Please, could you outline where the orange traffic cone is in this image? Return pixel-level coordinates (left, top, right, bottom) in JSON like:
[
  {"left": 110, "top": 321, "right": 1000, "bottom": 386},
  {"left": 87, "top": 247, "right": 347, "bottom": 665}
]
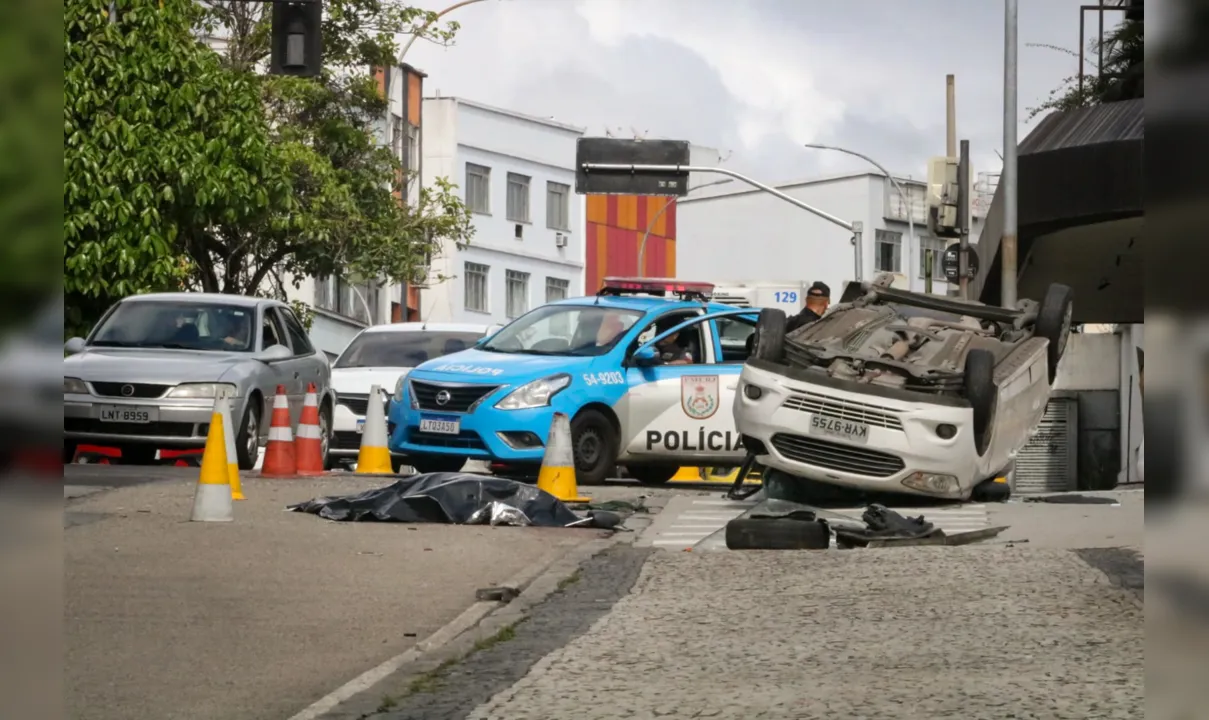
[
  {"left": 260, "top": 385, "right": 297, "bottom": 478},
  {"left": 295, "top": 383, "right": 325, "bottom": 476}
]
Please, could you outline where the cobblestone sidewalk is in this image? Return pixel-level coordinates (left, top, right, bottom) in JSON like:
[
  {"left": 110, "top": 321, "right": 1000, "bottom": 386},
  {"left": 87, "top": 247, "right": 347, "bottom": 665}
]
[{"left": 466, "top": 546, "right": 1143, "bottom": 720}]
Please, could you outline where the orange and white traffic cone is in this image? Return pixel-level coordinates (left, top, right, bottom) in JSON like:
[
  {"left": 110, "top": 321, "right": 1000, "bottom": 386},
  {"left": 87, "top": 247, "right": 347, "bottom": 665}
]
[
  {"left": 260, "top": 385, "right": 297, "bottom": 478},
  {"left": 295, "top": 383, "right": 326, "bottom": 476}
]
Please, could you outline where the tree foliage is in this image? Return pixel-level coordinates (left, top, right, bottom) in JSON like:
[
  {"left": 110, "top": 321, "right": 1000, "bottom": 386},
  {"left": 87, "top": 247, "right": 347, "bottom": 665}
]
[
  {"left": 63, "top": 0, "right": 474, "bottom": 337},
  {"left": 1026, "top": 14, "right": 1144, "bottom": 122}
]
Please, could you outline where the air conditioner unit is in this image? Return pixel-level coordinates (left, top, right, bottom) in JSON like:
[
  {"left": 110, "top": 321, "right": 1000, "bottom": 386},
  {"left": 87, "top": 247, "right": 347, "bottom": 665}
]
[{"left": 555, "top": 232, "right": 569, "bottom": 248}]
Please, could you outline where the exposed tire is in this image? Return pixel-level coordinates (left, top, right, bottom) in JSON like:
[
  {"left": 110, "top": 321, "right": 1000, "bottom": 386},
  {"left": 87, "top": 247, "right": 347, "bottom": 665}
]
[
  {"left": 410, "top": 454, "right": 467, "bottom": 474},
  {"left": 318, "top": 403, "right": 333, "bottom": 471},
  {"left": 1035, "top": 283, "right": 1074, "bottom": 382},
  {"left": 624, "top": 464, "right": 679, "bottom": 486},
  {"left": 116, "top": 444, "right": 157, "bottom": 465},
  {"left": 235, "top": 397, "right": 261, "bottom": 471},
  {"left": 571, "top": 409, "right": 619, "bottom": 486},
  {"left": 964, "top": 349, "right": 997, "bottom": 454},
  {"left": 752, "top": 308, "right": 787, "bottom": 363},
  {"left": 971, "top": 475, "right": 1012, "bottom": 503},
  {"left": 725, "top": 516, "right": 830, "bottom": 550}
]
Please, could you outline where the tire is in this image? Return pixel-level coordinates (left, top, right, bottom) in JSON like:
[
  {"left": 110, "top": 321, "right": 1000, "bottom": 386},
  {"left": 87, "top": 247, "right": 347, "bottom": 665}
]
[
  {"left": 752, "top": 308, "right": 787, "bottom": 363},
  {"left": 570, "top": 409, "right": 619, "bottom": 486},
  {"left": 625, "top": 464, "right": 679, "bottom": 486},
  {"left": 1035, "top": 283, "right": 1074, "bottom": 382},
  {"left": 971, "top": 475, "right": 1012, "bottom": 503},
  {"left": 116, "top": 444, "right": 157, "bottom": 465},
  {"left": 318, "top": 403, "right": 333, "bottom": 471},
  {"left": 725, "top": 516, "right": 830, "bottom": 550},
  {"left": 63, "top": 440, "right": 80, "bottom": 464},
  {"left": 235, "top": 397, "right": 261, "bottom": 471},
  {"left": 410, "top": 454, "right": 467, "bottom": 474},
  {"left": 964, "top": 348, "right": 996, "bottom": 453}
]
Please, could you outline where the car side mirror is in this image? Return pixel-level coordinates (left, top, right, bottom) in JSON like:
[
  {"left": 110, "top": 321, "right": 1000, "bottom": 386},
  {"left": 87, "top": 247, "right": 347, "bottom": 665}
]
[
  {"left": 631, "top": 346, "right": 659, "bottom": 367},
  {"left": 64, "top": 337, "right": 86, "bottom": 354},
  {"left": 258, "top": 344, "right": 292, "bottom": 362}
]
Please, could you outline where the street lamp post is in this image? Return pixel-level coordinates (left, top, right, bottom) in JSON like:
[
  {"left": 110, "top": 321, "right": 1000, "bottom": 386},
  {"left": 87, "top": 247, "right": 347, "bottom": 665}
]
[
  {"left": 636, "top": 178, "right": 733, "bottom": 276},
  {"left": 803, "top": 143, "right": 918, "bottom": 292}
]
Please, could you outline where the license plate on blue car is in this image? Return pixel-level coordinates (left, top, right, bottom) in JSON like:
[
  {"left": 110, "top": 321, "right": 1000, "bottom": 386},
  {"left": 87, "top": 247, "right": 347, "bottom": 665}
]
[{"left": 419, "top": 414, "right": 461, "bottom": 435}]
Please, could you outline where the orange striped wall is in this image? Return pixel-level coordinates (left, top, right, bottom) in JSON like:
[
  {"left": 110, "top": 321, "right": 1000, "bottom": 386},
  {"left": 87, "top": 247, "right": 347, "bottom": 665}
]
[{"left": 584, "top": 195, "right": 678, "bottom": 292}]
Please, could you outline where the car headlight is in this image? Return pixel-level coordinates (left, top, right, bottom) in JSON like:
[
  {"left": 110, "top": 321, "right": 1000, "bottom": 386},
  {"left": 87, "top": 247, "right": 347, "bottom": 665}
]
[
  {"left": 165, "top": 382, "right": 238, "bottom": 399},
  {"left": 494, "top": 374, "right": 571, "bottom": 411},
  {"left": 394, "top": 376, "right": 407, "bottom": 403},
  {"left": 64, "top": 377, "right": 89, "bottom": 394}
]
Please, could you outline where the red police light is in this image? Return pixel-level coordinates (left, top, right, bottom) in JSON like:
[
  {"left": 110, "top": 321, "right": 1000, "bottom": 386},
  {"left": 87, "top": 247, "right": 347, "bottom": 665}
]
[{"left": 601, "top": 277, "right": 715, "bottom": 296}]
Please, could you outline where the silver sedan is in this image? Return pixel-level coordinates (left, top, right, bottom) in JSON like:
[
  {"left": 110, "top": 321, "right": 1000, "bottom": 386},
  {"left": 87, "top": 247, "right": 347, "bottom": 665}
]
[{"left": 63, "top": 293, "right": 336, "bottom": 468}]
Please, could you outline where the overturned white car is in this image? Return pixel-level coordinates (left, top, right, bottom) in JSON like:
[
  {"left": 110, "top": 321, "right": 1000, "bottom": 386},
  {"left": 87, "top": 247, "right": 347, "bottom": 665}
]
[{"left": 734, "top": 275, "right": 1074, "bottom": 501}]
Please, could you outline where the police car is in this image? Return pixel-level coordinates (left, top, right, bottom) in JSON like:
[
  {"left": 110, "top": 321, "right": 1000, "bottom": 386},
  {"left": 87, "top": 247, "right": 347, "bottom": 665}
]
[{"left": 386, "top": 278, "right": 760, "bottom": 485}]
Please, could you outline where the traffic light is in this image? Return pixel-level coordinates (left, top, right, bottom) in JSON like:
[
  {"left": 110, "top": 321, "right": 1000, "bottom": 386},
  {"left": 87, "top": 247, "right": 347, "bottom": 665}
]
[{"left": 270, "top": 0, "right": 323, "bottom": 77}]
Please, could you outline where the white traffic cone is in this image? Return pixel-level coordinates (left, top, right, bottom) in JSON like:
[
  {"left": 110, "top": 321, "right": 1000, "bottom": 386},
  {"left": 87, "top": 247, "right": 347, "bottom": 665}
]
[
  {"left": 356, "top": 384, "right": 394, "bottom": 474},
  {"left": 216, "top": 389, "right": 245, "bottom": 500},
  {"left": 191, "top": 403, "right": 234, "bottom": 522}
]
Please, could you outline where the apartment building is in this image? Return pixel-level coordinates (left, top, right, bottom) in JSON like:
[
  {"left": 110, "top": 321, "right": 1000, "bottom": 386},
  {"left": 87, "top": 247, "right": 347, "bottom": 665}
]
[{"left": 417, "top": 96, "right": 585, "bottom": 324}]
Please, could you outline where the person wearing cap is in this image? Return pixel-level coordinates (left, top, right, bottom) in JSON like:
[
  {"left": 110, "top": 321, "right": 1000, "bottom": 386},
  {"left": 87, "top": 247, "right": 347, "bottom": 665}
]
[{"left": 786, "top": 281, "right": 831, "bottom": 333}]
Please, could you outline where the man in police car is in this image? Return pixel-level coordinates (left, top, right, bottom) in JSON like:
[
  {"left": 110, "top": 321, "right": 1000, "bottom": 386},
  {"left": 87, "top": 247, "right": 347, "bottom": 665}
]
[
  {"left": 786, "top": 281, "right": 831, "bottom": 333},
  {"left": 653, "top": 328, "right": 693, "bottom": 365}
]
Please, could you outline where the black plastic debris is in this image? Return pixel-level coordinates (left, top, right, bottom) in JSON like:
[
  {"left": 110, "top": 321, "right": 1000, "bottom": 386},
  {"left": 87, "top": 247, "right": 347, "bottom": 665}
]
[
  {"left": 289, "top": 473, "right": 590, "bottom": 527},
  {"left": 831, "top": 504, "right": 940, "bottom": 548},
  {"left": 1024, "top": 494, "right": 1120, "bottom": 505}
]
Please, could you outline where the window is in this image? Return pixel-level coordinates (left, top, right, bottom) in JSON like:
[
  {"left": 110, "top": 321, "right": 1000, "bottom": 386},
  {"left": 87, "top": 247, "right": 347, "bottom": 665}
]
[
  {"left": 390, "top": 113, "right": 404, "bottom": 159},
  {"left": 546, "top": 181, "right": 570, "bottom": 230},
  {"left": 505, "top": 270, "right": 530, "bottom": 319},
  {"left": 88, "top": 301, "right": 255, "bottom": 353},
  {"left": 334, "top": 330, "right": 485, "bottom": 368},
  {"left": 545, "top": 277, "right": 570, "bottom": 302},
  {"left": 506, "top": 173, "right": 530, "bottom": 223},
  {"left": 465, "top": 163, "right": 491, "bottom": 214},
  {"left": 278, "top": 308, "right": 316, "bottom": 356},
  {"left": 875, "top": 229, "right": 902, "bottom": 273},
  {"left": 629, "top": 311, "right": 706, "bottom": 364},
  {"left": 482, "top": 304, "right": 643, "bottom": 357},
  {"left": 261, "top": 310, "right": 286, "bottom": 351},
  {"left": 918, "top": 236, "right": 946, "bottom": 281},
  {"left": 464, "top": 262, "right": 489, "bottom": 312},
  {"left": 405, "top": 128, "right": 419, "bottom": 197},
  {"left": 714, "top": 315, "right": 758, "bottom": 363},
  {"left": 315, "top": 276, "right": 378, "bottom": 325}
]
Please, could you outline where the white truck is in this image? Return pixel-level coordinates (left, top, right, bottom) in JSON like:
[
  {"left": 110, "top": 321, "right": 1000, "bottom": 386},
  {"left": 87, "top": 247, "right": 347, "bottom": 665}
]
[{"left": 709, "top": 281, "right": 814, "bottom": 314}]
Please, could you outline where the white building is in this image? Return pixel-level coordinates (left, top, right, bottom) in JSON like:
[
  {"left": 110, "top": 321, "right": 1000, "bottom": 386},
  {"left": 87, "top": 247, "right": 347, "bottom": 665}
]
[
  {"left": 418, "top": 96, "right": 586, "bottom": 324},
  {"left": 676, "top": 171, "right": 991, "bottom": 296}
]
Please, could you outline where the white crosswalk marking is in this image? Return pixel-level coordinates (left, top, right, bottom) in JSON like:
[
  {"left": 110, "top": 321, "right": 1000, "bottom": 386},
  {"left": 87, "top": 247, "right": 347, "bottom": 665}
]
[{"left": 639, "top": 494, "right": 991, "bottom": 552}]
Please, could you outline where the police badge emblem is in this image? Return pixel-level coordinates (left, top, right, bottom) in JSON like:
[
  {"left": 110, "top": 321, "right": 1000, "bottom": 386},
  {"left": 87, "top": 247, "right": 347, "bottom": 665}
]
[{"left": 681, "top": 375, "right": 720, "bottom": 420}]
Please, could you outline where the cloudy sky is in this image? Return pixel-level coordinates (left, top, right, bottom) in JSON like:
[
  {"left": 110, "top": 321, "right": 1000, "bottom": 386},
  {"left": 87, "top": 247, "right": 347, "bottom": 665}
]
[{"left": 404, "top": 0, "right": 1112, "bottom": 184}]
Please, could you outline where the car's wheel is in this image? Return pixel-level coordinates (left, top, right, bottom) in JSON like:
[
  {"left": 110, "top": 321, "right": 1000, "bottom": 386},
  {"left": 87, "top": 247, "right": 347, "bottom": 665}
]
[
  {"left": 116, "top": 444, "right": 158, "bottom": 465},
  {"left": 235, "top": 397, "right": 261, "bottom": 471},
  {"left": 971, "top": 475, "right": 1012, "bottom": 503},
  {"left": 964, "top": 348, "right": 997, "bottom": 453},
  {"left": 570, "top": 409, "right": 619, "bottom": 485},
  {"left": 1035, "top": 283, "right": 1074, "bottom": 382},
  {"left": 410, "top": 454, "right": 467, "bottom": 474},
  {"left": 725, "top": 517, "right": 831, "bottom": 550},
  {"left": 624, "top": 464, "right": 679, "bottom": 486},
  {"left": 751, "top": 308, "right": 787, "bottom": 363},
  {"left": 318, "top": 402, "right": 333, "bottom": 470},
  {"left": 63, "top": 441, "right": 80, "bottom": 464}
]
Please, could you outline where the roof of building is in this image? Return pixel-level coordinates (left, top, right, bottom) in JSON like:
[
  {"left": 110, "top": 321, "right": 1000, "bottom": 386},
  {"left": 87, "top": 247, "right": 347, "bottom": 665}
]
[
  {"left": 677, "top": 169, "right": 927, "bottom": 204},
  {"left": 423, "top": 95, "right": 586, "bottom": 134}
]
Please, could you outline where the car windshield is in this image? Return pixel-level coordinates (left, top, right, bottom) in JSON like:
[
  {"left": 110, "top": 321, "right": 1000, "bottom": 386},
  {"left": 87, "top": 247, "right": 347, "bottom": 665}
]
[
  {"left": 481, "top": 304, "right": 643, "bottom": 357},
  {"left": 89, "top": 301, "right": 256, "bottom": 352},
  {"left": 334, "top": 330, "right": 485, "bottom": 368}
]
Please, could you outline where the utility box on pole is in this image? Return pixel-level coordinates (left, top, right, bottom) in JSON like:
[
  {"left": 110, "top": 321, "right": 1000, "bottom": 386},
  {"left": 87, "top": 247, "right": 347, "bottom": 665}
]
[
  {"left": 271, "top": 0, "right": 323, "bottom": 77},
  {"left": 926, "top": 156, "right": 961, "bottom": 239}
]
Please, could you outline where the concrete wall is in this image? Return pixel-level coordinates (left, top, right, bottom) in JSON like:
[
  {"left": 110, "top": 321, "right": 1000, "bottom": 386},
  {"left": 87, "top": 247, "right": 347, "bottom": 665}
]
[{"left": 420, "top": 98, "right": 585, "bottom": 324}]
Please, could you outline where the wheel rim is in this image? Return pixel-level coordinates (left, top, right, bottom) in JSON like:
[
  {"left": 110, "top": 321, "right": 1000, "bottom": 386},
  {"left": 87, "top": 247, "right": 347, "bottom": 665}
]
[
  {"left": 319, "top": 409, "right": 330, "bottom": 460},
  {"left": 244, "top": 408, "right": 259, "bottom": 460},
  {"left": 575, "top": 427, "right": 602, "bottom": 469}
]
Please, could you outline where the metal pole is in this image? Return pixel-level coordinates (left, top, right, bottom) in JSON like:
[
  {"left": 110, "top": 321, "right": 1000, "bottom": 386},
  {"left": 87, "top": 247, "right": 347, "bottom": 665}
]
[
  {"left": 802, "top": 144, "right": 916, "bottom": 291},
  {"left": 957, "top": 140, "right": 971, "bottom": 300},
  {"left": 637, "top": 178, "right": 733, "bottom": 275},
  {"left": 1002, "top": 0, "right": 1019, "bottom": 309},
  {"left": 852, "top": 221, "right": 864, "bottom": 283},
  {"left": 945, "top": 75, "right": 957, "bottom": 158},
  {"left": 579, "top": 164, "right": 854, "bottom": 231},
  {"left": 397, "top": 0, "right": 489, "bottom": 62},
  {"left": 1078, "top": 7, "right": 1086, "bottom": 98},
  {"left": 925, "top": 248, "right": 934, "bottom": 294}
]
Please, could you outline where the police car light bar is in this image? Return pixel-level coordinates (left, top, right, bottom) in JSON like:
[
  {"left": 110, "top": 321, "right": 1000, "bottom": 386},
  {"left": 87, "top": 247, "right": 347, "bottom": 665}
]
[{"left": 599, "top": 277, "right": 716, "bottom": 297}]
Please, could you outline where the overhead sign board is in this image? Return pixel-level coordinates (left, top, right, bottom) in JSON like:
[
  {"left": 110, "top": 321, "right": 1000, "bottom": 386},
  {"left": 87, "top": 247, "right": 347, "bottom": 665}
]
[{"left": 575, "top": 138, "right": 691, "bottom": 197}]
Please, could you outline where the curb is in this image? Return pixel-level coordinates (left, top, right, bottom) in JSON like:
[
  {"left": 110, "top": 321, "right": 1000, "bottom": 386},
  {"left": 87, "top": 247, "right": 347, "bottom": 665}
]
[{"left": 287, "top": 511, "right": 656, "bottom": 720}]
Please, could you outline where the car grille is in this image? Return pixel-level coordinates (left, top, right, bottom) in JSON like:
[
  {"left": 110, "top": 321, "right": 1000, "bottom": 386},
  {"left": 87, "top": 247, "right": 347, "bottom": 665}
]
[
  {"left": 770, "top": 432, "right": 905, "bottom": 478},
  {"left": 337, "top": 392, "right": 389, "bottom": 417},
  {"left": 332, "top": 430, "right": 363, "bottom": 451},
  {"left": 410, "top": 380, "right": 499, "bottom": 413},
  {"left": 90, "top": 382, "right": 171, "bottom": 399},
  {"left": 64, "top": 418, "right": 203, "bottom": 438},
  {"left": 407, "top": 427, "right": 487, "bottom": 450},
  {"left": 781, "top": 392, "right": 904, "bottom": 431}
]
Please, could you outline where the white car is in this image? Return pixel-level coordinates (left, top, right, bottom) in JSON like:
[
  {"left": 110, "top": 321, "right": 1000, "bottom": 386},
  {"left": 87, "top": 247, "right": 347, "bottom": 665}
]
[
  {"left": 734, "top": 275, "right": 1074, "bottom": 501},
  {"left": 329, "top": 322, "right": 497, "bottom": 470}
]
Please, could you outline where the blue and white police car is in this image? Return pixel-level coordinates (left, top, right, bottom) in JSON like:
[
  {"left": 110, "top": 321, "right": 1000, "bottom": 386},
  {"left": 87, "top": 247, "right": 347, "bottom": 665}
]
[{"left": 386, "top": 278, "right": 761, "bottom": 485}]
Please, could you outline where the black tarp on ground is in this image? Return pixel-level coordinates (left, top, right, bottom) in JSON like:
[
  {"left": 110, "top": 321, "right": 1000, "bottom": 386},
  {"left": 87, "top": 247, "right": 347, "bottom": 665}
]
[{"left": 288, "top": 473, "right": 585, "bottom": 526}]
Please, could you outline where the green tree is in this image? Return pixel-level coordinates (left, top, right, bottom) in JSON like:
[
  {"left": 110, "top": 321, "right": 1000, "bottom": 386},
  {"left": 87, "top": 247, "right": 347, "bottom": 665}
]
[
  {"left": 64, "top": 0, "right": 292, "bottom": 337},
  {"left": 192, "top": 0, "right": 473, "bottom": 299},
  {"left": 1027, "top": 13, "right": 1144, "bottom": 121}
]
